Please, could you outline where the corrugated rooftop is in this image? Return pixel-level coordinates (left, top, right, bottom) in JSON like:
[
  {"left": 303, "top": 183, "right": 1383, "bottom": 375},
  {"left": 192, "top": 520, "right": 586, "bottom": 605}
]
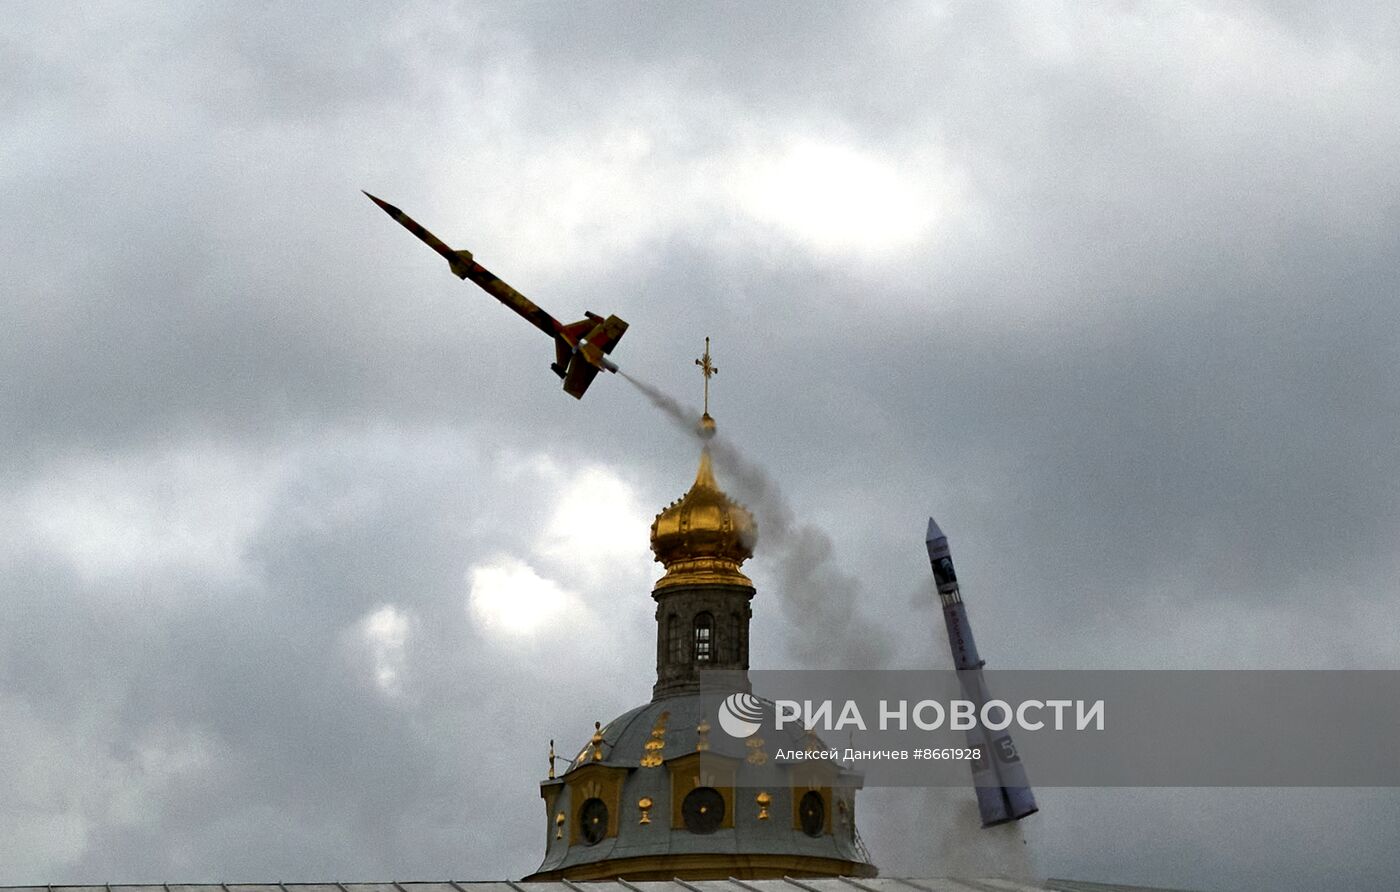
[{"left": 0, "top": 877, "right": 1196, "bottom": 892}]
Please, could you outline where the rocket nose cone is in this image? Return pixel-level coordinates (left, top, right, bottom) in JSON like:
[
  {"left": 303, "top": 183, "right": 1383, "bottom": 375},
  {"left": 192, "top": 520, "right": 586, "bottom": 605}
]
[
  {"left": 926, "top": 516, "right": 945, "bottom": 543},
  {"left": 362, "top": 190, "right": 394, "bottom": 214}
]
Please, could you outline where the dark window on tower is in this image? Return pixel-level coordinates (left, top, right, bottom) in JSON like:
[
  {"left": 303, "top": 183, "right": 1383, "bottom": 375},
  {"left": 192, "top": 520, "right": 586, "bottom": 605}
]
[
  {"left": 799, "top": 790, "right": 825, "bottom": 837},
  {"left": 693, "top": 612, "right": 714, "bottom": 662}
]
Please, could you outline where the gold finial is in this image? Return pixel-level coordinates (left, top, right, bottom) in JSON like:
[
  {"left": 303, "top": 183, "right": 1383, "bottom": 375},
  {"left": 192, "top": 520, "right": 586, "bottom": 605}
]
[
  {"left": 695, "top": 718, "right": 711, "bottom": 752},
  {"left": 590, "top": 721, "right": 605, "bottom": 761},
  {"left": 555, "top": 810, "right": 566, "bottom": 839},
  {"left": 756, "top": 791, "right": 772, "bottom": 820},
  {"left": 638, "top": 796, "right": 654, "bottom": 824},
  {"left": 548, "top": 739, "right": 556, "bottom": 779},
  {"left": 695, "top": 336, "right": 718, "bottom": 431}
]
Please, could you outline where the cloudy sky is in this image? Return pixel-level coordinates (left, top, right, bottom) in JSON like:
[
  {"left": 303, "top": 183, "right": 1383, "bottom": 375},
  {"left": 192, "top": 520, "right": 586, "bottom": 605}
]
[{"left": 3, "top": 1, "right": 1399, "bottom": 889}]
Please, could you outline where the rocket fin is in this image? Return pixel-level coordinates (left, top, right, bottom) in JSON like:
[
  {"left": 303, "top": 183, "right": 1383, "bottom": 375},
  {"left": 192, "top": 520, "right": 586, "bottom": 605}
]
[
  {"left": 561, "top": 356, "right": 602, "bottom": 399},
  {"left": 971, "top": 729, "right": 1038, "bottom": 827},
  {"left": 551, "top": 338, "right": 571, "bottom": 379}
]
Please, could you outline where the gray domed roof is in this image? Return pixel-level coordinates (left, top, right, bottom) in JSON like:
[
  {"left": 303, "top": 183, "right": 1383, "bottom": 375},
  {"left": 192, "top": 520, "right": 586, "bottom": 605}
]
[{"left": 533, "top": 693, "right": 873, "bottom": 880}]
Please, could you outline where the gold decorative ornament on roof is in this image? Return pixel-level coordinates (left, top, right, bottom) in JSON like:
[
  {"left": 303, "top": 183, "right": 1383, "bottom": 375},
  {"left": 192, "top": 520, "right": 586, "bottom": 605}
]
[
  {"left": 695, "top": 718, "right": 712, "bottom": 752},
  {"left": 640, "top": 711, "right": 669, "bottom": 767},
  {"left": 649, "top": 338, "right": 758, "bottom": 590}
]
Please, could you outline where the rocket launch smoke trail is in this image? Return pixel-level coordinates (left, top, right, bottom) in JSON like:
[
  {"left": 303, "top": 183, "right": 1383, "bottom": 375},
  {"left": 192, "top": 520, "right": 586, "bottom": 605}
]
[
  {"left": 619, "top": 372, "right": 694, "bottom": 436},
  {"left": 622, "top": 372, "right": 891, "bottom": 667}
]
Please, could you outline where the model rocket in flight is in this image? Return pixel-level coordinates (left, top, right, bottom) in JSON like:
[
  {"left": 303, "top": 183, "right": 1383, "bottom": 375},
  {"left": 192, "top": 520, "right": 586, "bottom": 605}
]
[
  {"left": 363, "top": 192, "right": 628, "bottom": 399},
  {"left": 926, "top": 516, "right": 1039, "bottom": 827}
]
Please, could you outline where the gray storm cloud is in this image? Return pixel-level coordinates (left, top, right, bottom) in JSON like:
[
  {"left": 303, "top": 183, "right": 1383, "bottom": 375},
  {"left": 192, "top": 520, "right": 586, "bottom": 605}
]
[{"left": 3, "top": 1, "right": 1400, "bottom": 889}]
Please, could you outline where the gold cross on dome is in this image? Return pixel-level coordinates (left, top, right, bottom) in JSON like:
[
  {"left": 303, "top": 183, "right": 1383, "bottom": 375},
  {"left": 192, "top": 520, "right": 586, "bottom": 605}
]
[{"left": 695, "top": 336, "right": 718, "bottom": 415}]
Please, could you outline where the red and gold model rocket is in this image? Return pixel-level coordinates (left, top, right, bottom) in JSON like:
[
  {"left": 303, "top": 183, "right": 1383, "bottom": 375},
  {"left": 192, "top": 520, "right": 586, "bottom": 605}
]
[{"left": 364, "top": 192, "right": 627, "bottom": 399}]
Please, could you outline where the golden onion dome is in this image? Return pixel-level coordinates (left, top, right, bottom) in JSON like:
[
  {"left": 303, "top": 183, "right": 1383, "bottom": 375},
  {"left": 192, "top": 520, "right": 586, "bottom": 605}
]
[{"left": 649, "top": 413, "right": 757, "bottom": 590}]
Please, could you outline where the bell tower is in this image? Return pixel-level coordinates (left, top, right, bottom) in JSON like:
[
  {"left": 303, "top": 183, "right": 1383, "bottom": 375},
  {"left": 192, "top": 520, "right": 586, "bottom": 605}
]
[{"left": 648, "top": 339, "right": 758, "bottom": 698}]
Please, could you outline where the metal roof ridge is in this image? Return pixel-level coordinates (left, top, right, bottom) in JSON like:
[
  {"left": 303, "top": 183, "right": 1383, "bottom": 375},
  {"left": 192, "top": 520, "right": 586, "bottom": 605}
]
[
  {"left": 778, "top": 878, "right": 827, "bottom": 892},
  {"left": 943, "top": 880, "right": 1026, "bottom": 892},
  {"left": 885, "top": 879, "right": 937, "bottom": 892}
]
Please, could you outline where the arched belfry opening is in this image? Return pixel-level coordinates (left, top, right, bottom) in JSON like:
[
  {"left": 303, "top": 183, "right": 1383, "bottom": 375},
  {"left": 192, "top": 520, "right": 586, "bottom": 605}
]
[{"left": 693, "top": 612, "right": 714, "bottom": 663}]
